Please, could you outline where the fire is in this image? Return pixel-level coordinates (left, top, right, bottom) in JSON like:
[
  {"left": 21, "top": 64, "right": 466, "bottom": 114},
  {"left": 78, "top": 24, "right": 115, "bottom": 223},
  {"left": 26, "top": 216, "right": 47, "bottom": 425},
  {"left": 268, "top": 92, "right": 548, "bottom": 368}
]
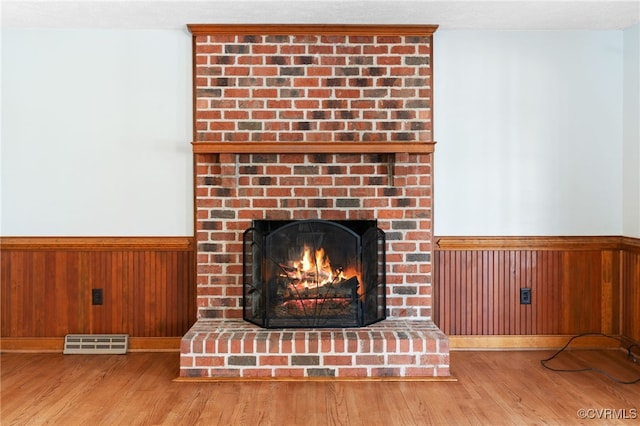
[
  {"left": 293, "top": 245, "right": 336, "bottom": 287},
  {"left": 279, "top": 244, "right": 362, "bottom": 297}
]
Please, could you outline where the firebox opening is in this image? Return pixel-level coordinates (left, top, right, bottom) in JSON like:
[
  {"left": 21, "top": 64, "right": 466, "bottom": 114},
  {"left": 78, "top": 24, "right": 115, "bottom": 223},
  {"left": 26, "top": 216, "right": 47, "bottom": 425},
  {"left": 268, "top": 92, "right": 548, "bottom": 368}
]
[{"left": 243, "top": 219, "right": 386, "bottom": 328}]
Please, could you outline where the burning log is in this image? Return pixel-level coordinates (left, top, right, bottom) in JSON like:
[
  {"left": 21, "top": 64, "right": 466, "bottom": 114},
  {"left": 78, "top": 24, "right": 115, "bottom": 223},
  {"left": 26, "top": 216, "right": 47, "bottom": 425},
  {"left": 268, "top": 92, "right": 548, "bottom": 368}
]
[
  {"left": 283, "top": 275, "right": 359, "bottom": 301},
  {"left": 278, "top": 263, "right": 333, "bottom": 283},
  {"left": 337, "top": 276, "right": 359, "bottom": 292}
]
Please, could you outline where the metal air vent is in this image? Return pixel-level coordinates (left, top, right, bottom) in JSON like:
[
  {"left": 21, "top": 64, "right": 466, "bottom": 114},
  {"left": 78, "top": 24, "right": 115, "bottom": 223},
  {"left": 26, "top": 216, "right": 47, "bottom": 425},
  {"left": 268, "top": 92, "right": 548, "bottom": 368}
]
[{"left": 63, "top": 334, "right": 128, "bottom": 354}]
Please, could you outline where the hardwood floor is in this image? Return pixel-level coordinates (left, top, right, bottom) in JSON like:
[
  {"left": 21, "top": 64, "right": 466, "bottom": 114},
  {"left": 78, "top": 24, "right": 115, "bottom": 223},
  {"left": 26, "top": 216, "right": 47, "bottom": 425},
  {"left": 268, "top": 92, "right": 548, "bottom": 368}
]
[{"left": 2, "top": 350, "right": 639, "bottom": 425}]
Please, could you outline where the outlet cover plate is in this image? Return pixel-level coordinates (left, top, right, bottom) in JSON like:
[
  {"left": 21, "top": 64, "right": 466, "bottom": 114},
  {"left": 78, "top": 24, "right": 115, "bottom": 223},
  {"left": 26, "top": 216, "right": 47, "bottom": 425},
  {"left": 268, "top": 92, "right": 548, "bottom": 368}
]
[{"left": 92, "top": 288, "right": 103, "bottom": 305}]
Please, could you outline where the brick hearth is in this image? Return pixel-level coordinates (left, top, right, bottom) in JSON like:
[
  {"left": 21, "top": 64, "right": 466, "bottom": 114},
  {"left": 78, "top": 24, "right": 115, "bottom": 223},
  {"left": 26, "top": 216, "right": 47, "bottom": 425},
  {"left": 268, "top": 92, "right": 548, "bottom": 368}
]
[
  {"left": 182, "top": 320, "right": 449, "bottom": 378},
  {"left": 180, "top": 24, "right": 449, "bottom": 379}
]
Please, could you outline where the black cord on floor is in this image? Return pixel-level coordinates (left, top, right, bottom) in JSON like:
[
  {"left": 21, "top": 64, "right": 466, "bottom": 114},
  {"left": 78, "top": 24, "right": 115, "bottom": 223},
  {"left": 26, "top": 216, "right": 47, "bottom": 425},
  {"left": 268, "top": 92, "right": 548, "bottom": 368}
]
[{"left": 540, "top": 332, "right": 640, "bottom": 385}]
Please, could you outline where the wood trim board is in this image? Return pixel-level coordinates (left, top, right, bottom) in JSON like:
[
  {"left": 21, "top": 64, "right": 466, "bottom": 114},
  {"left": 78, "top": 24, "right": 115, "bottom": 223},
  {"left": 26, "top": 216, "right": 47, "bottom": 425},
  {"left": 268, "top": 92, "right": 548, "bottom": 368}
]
[
  {"left": 187, "top": 24, "right": 438, "bottom": 36},
  {"left": 2, "top": 336, "right": 627, "bottom": 353},
  {"left": 448, "top": 335, "right": 624, "bottom": 351},
  {"left": 435, "top": 236, "right": 623, "bottom": 251},
  {"left": 192, "top": 141, "right": 436, "bottom": 154},
  {"left": 0, "top": 236, "right": 194, "bottom": 251},
  {"left": 0, "top": 337, "right": 181, "bottom": 353}
]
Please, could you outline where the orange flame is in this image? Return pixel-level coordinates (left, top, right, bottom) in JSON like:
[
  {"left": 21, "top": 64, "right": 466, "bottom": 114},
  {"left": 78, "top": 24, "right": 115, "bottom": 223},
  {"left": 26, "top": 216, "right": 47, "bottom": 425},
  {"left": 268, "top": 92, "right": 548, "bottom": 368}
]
[
  {"left": 292, "top": 245, "right": 334, "bottom": 287},
  {"left": 279, "top": 244, "right": 363, "bottom": 299}
]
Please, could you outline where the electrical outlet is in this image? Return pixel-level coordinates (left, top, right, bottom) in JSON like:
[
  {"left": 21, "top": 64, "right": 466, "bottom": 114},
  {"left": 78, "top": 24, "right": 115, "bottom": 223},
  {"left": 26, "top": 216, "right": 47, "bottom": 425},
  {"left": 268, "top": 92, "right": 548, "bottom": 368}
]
[
  {"left": 520, "top": 288, "right": 531, "bottom": 305},
  {"left": 92, "top": 288, "right": 104, "bottom": 305}
]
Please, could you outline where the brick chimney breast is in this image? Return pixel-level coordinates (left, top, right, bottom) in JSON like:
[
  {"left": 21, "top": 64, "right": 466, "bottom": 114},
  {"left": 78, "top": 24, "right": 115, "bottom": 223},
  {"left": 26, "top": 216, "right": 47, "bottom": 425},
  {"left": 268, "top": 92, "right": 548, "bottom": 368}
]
[{"left": 183, "top": 25, "right": 449, "bottom": 379}]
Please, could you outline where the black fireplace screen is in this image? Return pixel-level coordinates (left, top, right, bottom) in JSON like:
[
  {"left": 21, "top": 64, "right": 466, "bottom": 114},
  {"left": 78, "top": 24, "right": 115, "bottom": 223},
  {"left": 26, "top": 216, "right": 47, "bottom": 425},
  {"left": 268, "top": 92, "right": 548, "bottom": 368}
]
[{"left": 243, "top": 220, "right": 386, "bottom": 328}]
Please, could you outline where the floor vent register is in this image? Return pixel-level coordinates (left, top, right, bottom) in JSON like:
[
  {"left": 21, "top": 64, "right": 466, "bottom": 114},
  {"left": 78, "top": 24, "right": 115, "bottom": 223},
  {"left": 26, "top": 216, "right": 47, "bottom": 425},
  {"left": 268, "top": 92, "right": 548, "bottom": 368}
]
[{"left": 63, "top": 334, "right": 128, "bottom": 354}]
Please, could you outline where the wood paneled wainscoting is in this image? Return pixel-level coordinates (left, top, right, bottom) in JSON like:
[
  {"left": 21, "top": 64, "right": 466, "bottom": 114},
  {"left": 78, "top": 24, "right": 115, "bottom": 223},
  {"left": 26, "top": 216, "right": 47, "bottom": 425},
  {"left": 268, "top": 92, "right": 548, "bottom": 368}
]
[
  {"left": 434, "top": 236, "right": 640, "bottom": 350},
  {"left": 620, "top": 237, "right": 640, "bottom": 346},
  {"left": 0, "top": 237, "right": 197, "bottom": 351}
]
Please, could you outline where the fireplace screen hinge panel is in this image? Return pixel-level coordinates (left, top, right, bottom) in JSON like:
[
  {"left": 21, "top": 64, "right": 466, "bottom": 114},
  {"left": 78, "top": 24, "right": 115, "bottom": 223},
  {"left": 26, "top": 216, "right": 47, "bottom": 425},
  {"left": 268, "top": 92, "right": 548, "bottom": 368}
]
[{"left": 243, "top": 219, "right": 385, "bottom": 329}]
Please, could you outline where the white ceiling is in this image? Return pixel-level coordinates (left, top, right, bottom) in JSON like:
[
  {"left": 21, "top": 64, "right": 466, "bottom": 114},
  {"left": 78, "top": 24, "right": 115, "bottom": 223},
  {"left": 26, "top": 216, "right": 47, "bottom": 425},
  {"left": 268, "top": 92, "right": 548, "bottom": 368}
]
[{"left": 1, "top": 0, "right": 639, "bottom": 31}]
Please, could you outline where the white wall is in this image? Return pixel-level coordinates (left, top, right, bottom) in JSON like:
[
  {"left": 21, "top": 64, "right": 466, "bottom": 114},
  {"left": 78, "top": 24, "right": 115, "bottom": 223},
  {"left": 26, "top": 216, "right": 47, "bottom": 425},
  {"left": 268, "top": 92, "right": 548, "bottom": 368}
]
[
  {"left": 1, "top": 29, "right": 193, "bottom": 236},
  {"left": 434, "top": 30, "right": 624, "bottom": 236},
  {"left": 1, "top": 29, "right": 630, "bottom": 237},
  {"left": 623, "top": 24, "right": 640, "bottom": 238}
]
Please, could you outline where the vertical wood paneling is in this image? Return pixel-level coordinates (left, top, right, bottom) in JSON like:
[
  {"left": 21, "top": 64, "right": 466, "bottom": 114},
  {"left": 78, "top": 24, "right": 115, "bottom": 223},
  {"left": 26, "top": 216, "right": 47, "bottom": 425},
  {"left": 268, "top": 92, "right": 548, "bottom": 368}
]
[
  {"left": 621, "top": 245, "right": 640, "bottom": 342},
  {"left": 0, "top": 238, "right": 196, "bottom": 338},
  {"left": 600, "top": 250, "right": 614, "bottom": 334},
  {"left": 434, "top": 237, "right": 635, "bottom": 338}
]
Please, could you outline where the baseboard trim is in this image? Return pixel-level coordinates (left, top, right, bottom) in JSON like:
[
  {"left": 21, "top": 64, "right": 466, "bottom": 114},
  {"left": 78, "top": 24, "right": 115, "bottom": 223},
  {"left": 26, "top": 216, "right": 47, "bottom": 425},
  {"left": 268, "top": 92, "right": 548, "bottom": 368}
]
[
  {"left": 449, "top": 335, "right": 624, "bottom": 351},
  {"left": 0, "top": 337, "right": 62, "bottom": 352},
  {"left": 0, "top": 337, "right": 181, "bottom": 353},
  {"left": 128, "top": 337, "right": 181, "bottom": 352},
  {"left": 2, "top": 335, "right": 630, "bottom": 353}
]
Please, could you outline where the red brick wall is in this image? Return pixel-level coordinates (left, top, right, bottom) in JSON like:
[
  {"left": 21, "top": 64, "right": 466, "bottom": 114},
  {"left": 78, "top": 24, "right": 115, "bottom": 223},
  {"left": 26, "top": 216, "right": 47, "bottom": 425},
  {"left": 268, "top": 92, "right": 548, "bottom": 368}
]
[
  {"left": 192, "top": 28, "right": 434, "bottom": 323},
  {"left": 194, "top": 34, "right": 432, "bottom": 143}
]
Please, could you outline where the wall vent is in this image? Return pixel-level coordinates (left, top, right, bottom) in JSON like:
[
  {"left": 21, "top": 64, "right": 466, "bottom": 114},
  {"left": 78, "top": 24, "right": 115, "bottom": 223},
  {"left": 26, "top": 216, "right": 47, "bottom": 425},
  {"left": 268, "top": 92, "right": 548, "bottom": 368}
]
[{"left": 63, "top": 334, "right": 128, "bottom": 354}]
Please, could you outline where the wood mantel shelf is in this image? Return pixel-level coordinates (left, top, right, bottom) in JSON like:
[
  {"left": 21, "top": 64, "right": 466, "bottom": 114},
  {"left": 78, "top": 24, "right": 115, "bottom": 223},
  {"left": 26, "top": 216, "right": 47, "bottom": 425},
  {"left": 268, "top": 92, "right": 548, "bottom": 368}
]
[{"left": 191, "top": 141, "right": 436, "bottom": 154}]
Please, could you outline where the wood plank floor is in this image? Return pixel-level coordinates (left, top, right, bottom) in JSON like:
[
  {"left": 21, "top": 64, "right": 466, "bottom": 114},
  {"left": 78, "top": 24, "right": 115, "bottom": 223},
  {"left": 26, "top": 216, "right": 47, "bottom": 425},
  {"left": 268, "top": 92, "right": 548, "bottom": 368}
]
[{"left": 2, "top": 350, "right": 639, "bottom": 425}]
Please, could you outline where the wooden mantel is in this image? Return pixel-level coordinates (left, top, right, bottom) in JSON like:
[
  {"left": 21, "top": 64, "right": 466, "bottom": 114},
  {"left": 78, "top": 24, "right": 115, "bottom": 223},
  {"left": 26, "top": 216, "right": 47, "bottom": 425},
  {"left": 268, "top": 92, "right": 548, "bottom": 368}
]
[{"left": 191, "top": 141, "right": 436, "bottom": 154}]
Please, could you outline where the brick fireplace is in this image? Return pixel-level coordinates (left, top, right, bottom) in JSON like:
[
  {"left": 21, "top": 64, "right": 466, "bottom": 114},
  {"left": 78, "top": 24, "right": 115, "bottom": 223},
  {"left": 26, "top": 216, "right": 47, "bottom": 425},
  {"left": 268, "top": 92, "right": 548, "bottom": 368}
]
[{"left": 180, "top": 24, "right": 449, "bottom": 378}]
